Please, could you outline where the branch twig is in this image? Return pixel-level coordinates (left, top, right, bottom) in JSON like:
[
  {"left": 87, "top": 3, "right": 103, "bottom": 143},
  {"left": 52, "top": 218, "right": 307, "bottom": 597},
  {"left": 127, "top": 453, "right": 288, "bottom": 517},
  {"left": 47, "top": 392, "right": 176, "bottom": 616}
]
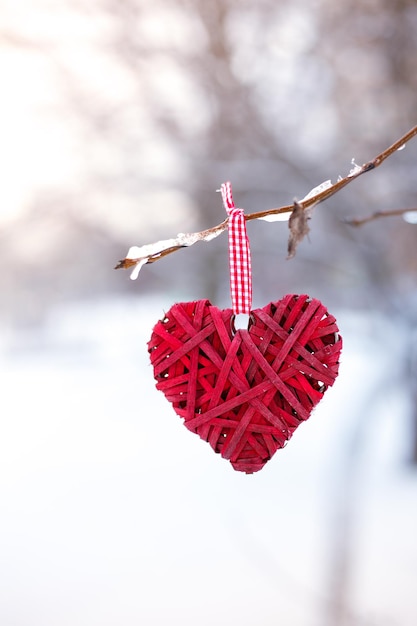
[
  {"left": 344, "top": 207, "right": 417, "bottom": 227},
  {"left": 115, "top": 124, "right": 417, "bottom": 278}
]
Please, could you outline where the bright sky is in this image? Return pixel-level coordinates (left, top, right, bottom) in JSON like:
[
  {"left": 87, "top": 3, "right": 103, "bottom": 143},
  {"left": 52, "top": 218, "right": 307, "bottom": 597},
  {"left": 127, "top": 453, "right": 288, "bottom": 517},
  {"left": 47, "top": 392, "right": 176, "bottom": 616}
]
[
  {"left": 0, "top": 47, "right": 70, "bottom": 220},
  {"left": 0, "top": 2, "right": 101, "bottom": 221},
  {"left": 0, "top": 0, "right": 201, "bottom": 239},
  {"left": 0, "top": 0, "right": 330, "bottom": 227}
]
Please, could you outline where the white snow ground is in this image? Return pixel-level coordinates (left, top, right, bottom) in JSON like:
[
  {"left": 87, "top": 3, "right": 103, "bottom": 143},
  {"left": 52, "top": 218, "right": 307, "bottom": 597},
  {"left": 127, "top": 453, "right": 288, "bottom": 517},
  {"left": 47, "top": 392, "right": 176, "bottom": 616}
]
[{"left": 0, "top": 296, "right": 416, "bottom": 626}]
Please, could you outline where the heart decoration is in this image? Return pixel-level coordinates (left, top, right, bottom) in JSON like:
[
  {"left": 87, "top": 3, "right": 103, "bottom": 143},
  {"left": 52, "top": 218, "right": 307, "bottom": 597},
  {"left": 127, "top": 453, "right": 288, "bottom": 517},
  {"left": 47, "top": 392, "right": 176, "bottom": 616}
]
[{"left": 148, "top": 295, "right": 342, "bottom": 473}]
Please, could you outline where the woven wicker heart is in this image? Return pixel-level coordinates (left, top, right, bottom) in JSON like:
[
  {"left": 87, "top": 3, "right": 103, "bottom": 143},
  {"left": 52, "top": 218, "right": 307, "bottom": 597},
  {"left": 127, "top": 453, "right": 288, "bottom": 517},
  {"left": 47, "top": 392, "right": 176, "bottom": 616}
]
[{"left": 148, "top": 295, "right": 342, "bottom": 473}]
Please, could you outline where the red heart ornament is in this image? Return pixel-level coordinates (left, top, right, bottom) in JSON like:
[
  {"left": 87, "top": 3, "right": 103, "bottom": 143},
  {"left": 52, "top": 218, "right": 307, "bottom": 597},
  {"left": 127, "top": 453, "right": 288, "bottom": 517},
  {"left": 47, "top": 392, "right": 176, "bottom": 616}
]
[{"left": 148, "top": 295, "right": 342, "bottom": 473}]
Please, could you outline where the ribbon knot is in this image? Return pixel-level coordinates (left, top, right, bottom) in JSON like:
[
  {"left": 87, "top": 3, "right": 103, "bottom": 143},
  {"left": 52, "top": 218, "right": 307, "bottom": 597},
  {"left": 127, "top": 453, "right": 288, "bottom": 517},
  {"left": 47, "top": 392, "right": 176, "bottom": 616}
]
[{"left": 220, "top": 181, "right": 252, "bottom": 316}]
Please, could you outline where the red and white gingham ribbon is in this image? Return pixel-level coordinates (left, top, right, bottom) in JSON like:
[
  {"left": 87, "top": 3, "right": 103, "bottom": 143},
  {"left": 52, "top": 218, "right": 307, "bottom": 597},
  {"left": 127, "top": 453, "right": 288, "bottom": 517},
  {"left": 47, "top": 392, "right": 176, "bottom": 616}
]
[{"left": 220, "top": 181, "right": 252, "bottom": 315}]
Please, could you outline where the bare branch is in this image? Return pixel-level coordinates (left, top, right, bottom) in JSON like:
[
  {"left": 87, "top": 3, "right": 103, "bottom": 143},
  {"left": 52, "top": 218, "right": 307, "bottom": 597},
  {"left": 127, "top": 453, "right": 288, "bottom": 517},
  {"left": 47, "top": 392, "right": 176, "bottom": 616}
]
[
  {"left": 115, "top": 124, "right": 417, "bottom": 278},
  {"left": 344, "top": 208, "right": 417, "bottom": 227},
  {"left": 114, "top": 221, "right": 228, "bottom": 278}
]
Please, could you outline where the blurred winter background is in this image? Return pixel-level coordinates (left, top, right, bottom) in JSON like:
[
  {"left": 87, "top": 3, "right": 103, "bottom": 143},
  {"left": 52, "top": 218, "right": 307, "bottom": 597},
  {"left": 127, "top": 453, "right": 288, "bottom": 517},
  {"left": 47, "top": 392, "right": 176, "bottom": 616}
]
[{"left": 1, "top": 1, "right": 417, "bottom": 625}]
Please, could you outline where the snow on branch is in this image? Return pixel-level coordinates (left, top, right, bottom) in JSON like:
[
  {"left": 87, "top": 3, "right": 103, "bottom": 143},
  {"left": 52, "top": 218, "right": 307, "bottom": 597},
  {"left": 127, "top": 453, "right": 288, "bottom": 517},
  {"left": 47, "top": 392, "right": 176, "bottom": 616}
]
[{"left": 115, "top": 124, "right": 417, "bottom": 279}]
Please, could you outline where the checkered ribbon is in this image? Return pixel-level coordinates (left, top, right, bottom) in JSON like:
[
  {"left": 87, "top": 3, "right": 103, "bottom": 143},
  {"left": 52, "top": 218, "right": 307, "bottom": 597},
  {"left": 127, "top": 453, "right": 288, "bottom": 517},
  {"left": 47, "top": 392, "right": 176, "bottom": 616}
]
[{"left": 220, "top": 181, "right": 252, "bottom": 315}]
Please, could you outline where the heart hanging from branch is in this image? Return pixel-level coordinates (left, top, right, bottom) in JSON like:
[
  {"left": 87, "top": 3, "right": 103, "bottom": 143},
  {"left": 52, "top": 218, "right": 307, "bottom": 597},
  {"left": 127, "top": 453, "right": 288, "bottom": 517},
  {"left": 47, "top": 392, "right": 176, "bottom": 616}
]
[
  {"left": 149, "top": 296, "right": 341, "bottom": 473},
  {"left": 148, "top": 182, "right": 342, "bottom": 473}
]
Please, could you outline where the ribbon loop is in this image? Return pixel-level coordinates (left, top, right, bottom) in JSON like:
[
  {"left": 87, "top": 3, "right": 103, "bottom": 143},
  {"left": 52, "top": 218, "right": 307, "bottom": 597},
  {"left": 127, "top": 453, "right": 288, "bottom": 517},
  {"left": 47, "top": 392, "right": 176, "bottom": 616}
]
[{"left": 220, "top": 181, "right": 252, "bottom": 315}]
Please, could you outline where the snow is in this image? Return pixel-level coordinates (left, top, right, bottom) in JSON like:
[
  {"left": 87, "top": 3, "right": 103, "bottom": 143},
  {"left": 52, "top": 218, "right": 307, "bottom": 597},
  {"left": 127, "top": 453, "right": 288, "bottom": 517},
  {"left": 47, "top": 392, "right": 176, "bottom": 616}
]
[
  {"left": 348, "top": 158, "right": 363, "bottom": 177},
  {"left": 0, "top": 297, "right": 416, "bottom": 626},
  {"left": 301, "top": 179, "right": 333, "bottom": 202}
]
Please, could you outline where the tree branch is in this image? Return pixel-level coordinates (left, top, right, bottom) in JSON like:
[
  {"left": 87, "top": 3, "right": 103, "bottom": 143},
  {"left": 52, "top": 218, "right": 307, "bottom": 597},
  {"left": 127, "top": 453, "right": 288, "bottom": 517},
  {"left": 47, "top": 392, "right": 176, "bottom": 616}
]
[
  {"left": 344, "top": 207, "right": 417, "bottom": 227},
  {"left": 115, "top": 124, "right": 417, "bottom": 278}
]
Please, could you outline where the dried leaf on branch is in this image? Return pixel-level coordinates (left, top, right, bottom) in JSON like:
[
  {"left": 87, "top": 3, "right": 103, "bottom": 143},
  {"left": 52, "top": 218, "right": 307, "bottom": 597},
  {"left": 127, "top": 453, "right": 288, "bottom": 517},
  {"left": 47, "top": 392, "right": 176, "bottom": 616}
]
[{"left": 287, "top": 201, "right": 311, "bottom": 259}]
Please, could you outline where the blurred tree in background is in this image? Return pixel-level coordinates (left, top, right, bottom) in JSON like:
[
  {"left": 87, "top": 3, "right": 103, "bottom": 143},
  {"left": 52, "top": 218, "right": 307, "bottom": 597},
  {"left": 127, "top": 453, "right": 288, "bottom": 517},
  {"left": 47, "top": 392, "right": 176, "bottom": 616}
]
[{"left": 1, "top": 0, "right": 416, "bottom": 314}]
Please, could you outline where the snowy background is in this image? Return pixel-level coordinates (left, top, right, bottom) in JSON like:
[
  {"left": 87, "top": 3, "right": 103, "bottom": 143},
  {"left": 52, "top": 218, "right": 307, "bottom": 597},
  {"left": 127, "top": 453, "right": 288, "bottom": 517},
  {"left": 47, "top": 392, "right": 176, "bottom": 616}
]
[
  {"left": 1, "top": 297, "right": 416, "bottom": 626},
  {"left": 1, "top": 1, "right": 417, "bottom": 624}
]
